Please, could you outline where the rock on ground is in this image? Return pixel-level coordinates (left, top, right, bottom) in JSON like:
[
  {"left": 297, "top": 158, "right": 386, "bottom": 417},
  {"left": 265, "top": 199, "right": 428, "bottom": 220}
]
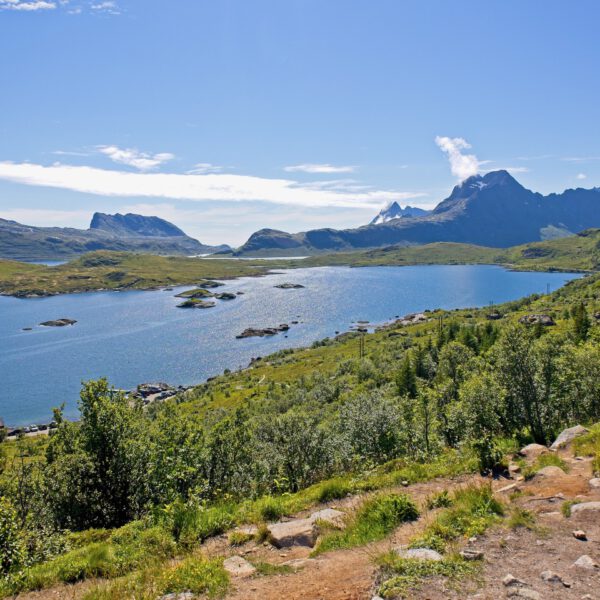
[
  {"left": 572, "top": 555, "right": 599, "bottom": 570},
  {"left": 550, "top": 425, "right": 588, "bottom": 450},
  {"left": 223, "top": 555, "right": 257, "bottom": 577},
  {"left": 569, "top": 501, "right": 600, "bottom": 516},
  {"left": 518, "top": 444, "right": 549, "bottom": 460},
  {"left": 532, "top": 466, "right": 566, "bottom": 479},
  {"left": 395, "top": 547, "right": 443, "bottom": 561}
]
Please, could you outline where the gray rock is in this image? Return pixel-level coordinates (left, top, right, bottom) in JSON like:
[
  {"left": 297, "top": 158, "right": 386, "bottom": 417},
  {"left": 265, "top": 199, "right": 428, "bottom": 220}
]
[
  {"left": 540, "top": 570, "right": 570, "bottom": 586},
  {"left": 158, "top": 594, "right": 195, "bottom": 600},
  {"left": 532, "top": 466, "right": 566, "bottom": 479},
  {"left": 223, "top": 555, "right": 257, "bottom": 577},
  {"left": 572, "top": 529, "right": 587, "bottom": 540},
  {"left": 267, "top": 518, "right": 317, "bottom": 548},
  {"left": 396, "top": 547, "right": 443, "bottom": 561},
  {"left": 503, "top": 574, "right": 526, "bottom": 587},
  {"left": 309, "top": 508, "right": 346, "bottom": 528},
  {"left": 550, "top": 425, "right": 588, "bottom": 450},
  {"left": 572, "top": 555, "right": 599, "bottom": 569},
  {"left": 570, "top": 502, "right": 600, "bottom": 516},
  {"left": 518, "top": 444, "right": 548, "bottom": 460},
  {"left": 589, "top": 477, "right": 600, "bottom": 489}
]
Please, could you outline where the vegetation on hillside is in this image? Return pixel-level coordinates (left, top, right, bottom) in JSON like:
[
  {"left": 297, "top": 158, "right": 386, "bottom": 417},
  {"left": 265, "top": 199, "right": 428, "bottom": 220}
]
[{"left": 0, "top": 268, "right": 599, "bottom": 596}]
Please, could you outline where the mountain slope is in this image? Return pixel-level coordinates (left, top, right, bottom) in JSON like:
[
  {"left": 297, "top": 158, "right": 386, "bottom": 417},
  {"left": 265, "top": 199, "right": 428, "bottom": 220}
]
[
  {"left": 0, "top": 213, "right": 229, "bottom": 261},
  {"left": 370, "top": 202, "right": 429, "bottom": 224},
  {"left": 233, "top": 171, "right": 600, "bottom": 255}
]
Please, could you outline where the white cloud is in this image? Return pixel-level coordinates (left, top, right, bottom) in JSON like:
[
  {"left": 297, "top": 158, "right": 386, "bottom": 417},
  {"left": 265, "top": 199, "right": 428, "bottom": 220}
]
[
  {"left": 90, "top": 0, "right": 119, "bottom": 13},
  {"left": 187, "top": 163, "right": 225, "bottom": 174},
  {"left": 435, "top": 136, "right": 480, "bottom": 180},
  {"left": 0, "top": 0, "right": 56, "bottom": 10},
  {"left": 0, "top": 161, "right": 423, "bottom": 210},
  {"left": 284, "top": 163, "right": 355, "bottom": 174},
  {"left": 97, "top": 146, "right": 175, "bottom": 171},
  {"left": 576, "top": 173, "right": 587, "bottom": 180}
]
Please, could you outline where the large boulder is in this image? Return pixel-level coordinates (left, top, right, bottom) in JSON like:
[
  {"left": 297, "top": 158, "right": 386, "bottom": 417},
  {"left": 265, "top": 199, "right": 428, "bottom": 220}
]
[
  {"left": 532, "top": 466, "right": 566, "bottom": 480},
  {"left": 572, "top": 554, "right": 599, "bottom": 570},
  {"left": 550, "top": 425, "right": 588, "bottom": 450},
  {"left": 518, "top": 443, "right": 548, "bottom": 461},
  {"left": 267, "top": 518, "right": 317, "bottom": 548},
  {"left": 569, "top": 502, "right": 600, "bottom": 516}
]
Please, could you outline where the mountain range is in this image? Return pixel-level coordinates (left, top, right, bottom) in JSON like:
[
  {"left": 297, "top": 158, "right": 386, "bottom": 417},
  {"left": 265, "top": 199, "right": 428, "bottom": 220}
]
[
  {"left": 0, "top": 213, "right": 229, "bottom": 261},
  {"left": 231, "top": 171, "right": 600, "bottom": 255},
  {"left": 370, "top": 202, "right": 430, "bottom": 224}
]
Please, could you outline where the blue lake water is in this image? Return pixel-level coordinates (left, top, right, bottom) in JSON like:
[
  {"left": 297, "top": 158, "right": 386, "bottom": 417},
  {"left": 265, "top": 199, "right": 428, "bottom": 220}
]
[{"left": 0, "top": 265, "right": 581, "bottom": 426}]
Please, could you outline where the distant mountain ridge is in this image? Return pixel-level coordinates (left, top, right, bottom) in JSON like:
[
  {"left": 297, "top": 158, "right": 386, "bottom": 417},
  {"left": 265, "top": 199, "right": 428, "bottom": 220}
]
[
  {"left": 232, "top": 171, "right": 600, "bottom": 255},
  {"left": 90, "top": 213, "right": 188, "bottom": 238},
  {"left": 0, "top": 213, "right": 229, "bottom": 261},
  {"left": 370, "top": 202, "right": 430, "bottom": 224}
]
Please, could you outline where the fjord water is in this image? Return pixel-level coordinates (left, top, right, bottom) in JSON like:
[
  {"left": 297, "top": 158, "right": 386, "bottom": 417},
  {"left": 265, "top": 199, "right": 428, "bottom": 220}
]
[{"left": 0, "top": 265, "right": 581, "bottom": 426}]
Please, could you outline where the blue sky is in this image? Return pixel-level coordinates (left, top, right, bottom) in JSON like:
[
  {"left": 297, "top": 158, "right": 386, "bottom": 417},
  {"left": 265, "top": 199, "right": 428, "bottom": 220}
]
[{"left": 1, "top": 0, "right": 599, "bottom": 246}]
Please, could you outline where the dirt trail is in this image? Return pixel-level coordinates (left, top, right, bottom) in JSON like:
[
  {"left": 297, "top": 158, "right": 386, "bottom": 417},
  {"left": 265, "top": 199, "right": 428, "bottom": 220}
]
[{"left": 225, "top": 447, "right": 600, "bottom": 600}]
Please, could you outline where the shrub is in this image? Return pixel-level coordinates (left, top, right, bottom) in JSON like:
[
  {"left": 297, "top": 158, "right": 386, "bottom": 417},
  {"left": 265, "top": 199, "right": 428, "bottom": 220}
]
[{"left": 316, "top": 478, "right": 354, "bottom": 503}]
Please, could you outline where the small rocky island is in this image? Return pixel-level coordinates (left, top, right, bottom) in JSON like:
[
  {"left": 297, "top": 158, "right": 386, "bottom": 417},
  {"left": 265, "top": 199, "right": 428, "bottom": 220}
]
[
  {"left": 176, "top": 298, "right": 216, "bottom": 309},
  {"left": 236, "top": 323, "right": 290, "bottom": 338},
  {"left": 39, "top": 318, "right": 77, "bottom": 327},
  {"left": 274, "top": 282, "right": 305, "bottom": 289}
]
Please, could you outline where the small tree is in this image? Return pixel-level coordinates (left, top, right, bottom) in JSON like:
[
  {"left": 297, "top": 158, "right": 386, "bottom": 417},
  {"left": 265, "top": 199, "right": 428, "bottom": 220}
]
[
  {"left": 572, "top": 302, "right": 591, "bottom": 343},
  {"left": 397, "top": 354, "right": 417, "bottom": 398}
]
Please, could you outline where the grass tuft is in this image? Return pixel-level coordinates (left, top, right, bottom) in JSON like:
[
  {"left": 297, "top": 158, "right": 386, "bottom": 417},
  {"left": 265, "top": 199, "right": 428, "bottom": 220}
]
[{"left": 313, "top": 493, "right": 419, "bottom": 555}]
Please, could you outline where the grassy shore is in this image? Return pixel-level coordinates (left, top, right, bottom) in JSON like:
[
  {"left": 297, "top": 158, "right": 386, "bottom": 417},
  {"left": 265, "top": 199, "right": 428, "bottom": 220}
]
[{"left": 0, "top": 229, "right": 598, "bottom": 297}]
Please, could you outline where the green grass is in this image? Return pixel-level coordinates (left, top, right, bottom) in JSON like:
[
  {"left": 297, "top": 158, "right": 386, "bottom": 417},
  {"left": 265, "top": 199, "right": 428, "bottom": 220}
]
[
  {"left": 507, "top": 506, "right": 537, "bottom": 530},
  {"left": 522, "top": 453, "right": 569, "bottom": 479},
  {"left": 82, "top": 555, "right": 229, "bottom": 600},
  {"left": 408, "top": 484, "right": 503, "bottom": 553},
  {"left": 252, "top": 561, "right": 294, "bottom": 576},
  {"left": 376, "top": 553, "right": 476, "bottom": 599},
  {"left": 313, "top": 493, "right": 419, "bottom": 555}
]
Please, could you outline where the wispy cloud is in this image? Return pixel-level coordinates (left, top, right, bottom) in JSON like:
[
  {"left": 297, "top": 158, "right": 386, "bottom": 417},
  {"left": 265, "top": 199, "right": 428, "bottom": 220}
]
[
  {"left": 97, "top": 146, "right": 175, "bottom": 171},
  {"left": 0, "top": 0, "right": 56, "bottom": 10},
  {"left": 52, "top": 149, "right": 91, "bottom": 157},
  {"left": 561, "top": 156, "right": 600, "bottom": 162},
  {"left": 576, "top": 173, "right": 587, "bottom": 180},
  {"left": 483, "top": 165, "right": 529, "bottom": 175},
  {"left": 284, "top": 163, "right": 355, "bottom": 174},
  {"left": 0, "top": 161, "right": 422, "bottom": 210},
  {"left": 434, "top": 136, "right": 480, "bottom": 180},
  {"left": 186, "top": 163, "right": 225, "bottom": 174}
]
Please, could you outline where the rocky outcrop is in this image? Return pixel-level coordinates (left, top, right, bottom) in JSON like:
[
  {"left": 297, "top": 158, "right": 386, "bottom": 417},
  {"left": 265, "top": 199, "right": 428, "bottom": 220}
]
[
  {"left": 175, "top": 288, "right": 215, "bottom": 299},
  {"left": 550, "top": 425, "right": 588, "bottom": 450},
  {"left": 39, "top": 318, "right": 77, "bottom": 327},
  {"left": 236, "top": 324, "right": 291, "bottom": 338},
  {"left": 275, "top": 283, "right": 305, "bottom": 289},
  {"left": 569, "top": 502, "right": 600, "bottom": 516},
  {"left": 176, "top": 299, "right": 216, "bottom": 309},
  {"left": 518, "top": 314, "right": 555, "bottom": 326},
  {"left": 215, "top": 292, "right": 237, "bottom": 300},
  {"left": 518, "top": 444, "right": 549, "bottom": 461}
]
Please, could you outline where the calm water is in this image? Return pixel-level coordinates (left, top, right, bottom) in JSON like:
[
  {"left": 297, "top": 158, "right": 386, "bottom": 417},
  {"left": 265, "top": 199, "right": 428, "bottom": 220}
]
[{"left": 0, "top": 265, "right": 581, "bottom": 426}]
